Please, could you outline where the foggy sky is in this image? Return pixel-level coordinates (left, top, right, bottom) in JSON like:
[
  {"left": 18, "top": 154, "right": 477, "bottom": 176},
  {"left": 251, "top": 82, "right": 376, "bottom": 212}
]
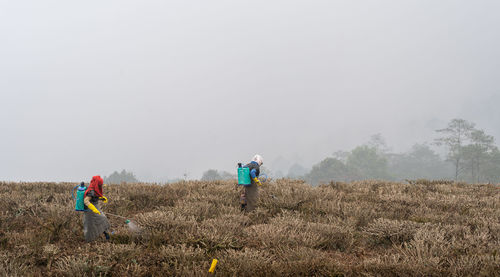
[{"left": 1, "top": 1, "right": 499, "bottom": 182}]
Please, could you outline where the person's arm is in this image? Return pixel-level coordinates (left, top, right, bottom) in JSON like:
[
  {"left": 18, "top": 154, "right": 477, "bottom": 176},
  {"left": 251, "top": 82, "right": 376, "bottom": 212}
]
[
  {"left": 250, "top": 169, "right": 262, "bottom": 186},
  {"left": 84, "top": 194, "right": 101, "bottom": 214},
  {"left": 250, "top": 169, "right": 257, "bottom": 179},
  {"left": 84, "top": 196, "right": 91, "bottom": 206}
]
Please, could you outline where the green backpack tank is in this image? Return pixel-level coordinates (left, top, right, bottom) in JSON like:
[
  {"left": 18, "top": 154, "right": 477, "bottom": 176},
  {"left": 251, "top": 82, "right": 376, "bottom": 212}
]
[
  {"left": 72, "top": 182, "right": 87, "bottom": 211},
  {"left": 237, "top": 163, "right": 251, "bottom": 186}
]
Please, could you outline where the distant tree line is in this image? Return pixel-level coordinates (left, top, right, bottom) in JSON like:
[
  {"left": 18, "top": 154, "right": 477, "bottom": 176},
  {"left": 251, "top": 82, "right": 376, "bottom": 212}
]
[
  {"left": 200, "top": 118, "right": 500, "bottom": 185},
  {"left": 305, "top": 142, "right": 453, "bottom": 185},
  {"left": 304, "top": 118, "right": 500, "bottom": 185},
  {"left": 104, "top": 169, "right": 139, "bottom": 184},
  {"left": 200, "top": 170, "right": 235, "bottom": 181},
  {"left": 434, "top": 119, "right": 500, "bottom": 182}
]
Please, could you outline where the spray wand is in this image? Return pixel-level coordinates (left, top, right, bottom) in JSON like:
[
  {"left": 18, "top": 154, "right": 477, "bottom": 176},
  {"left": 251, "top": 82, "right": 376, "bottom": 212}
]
[
  {"left": 105, "top": 212, "right": 130, "bottom": 223},
  {"left": 257, "top": 174, "right": 278, "bottom": 200},
  {"left": 104, "top": 212, "right": 131, "bottom": 224},
  {"left": 104, "top": 212, "right": 141, "bottom": 233}
]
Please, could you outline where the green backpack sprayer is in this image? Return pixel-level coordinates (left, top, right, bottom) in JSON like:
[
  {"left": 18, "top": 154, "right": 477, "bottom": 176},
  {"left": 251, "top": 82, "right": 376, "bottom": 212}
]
[
  {"left": 237, "top": 164, "right": 251, "bottom": 186},
  {"left": 72, "top": 182, "right": 88, "bottom": 211},
  {"left": 237, "top": 163, "right": 268, "bottom": 185}
]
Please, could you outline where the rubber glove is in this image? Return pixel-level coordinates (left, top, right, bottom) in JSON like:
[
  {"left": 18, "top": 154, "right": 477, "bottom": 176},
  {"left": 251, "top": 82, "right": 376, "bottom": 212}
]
[
  {"left": 253, "top": 177, "right": 262, "bottom": 186},
  {"left": 87, "top": 203, "right": 101, "bottom": 215},
  {"left": 100, "top": 196, "right": 108, "bottom": 203}
]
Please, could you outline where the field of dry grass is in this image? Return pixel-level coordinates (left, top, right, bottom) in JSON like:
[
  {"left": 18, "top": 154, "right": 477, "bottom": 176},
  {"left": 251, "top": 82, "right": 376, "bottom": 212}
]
[{"left": 0, "top": 179, "right": 498, "bottom": 276}]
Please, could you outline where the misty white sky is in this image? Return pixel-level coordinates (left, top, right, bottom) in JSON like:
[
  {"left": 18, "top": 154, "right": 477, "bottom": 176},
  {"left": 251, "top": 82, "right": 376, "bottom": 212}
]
[{"left": 1, "top": 1, "right": 499, "bottom": 182}]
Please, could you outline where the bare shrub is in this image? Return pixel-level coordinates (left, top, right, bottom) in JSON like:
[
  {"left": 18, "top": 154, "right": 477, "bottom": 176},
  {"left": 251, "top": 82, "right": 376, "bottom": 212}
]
[
  {"left": 363, "top": 218, "right": 422, "bottom": 246},
  {"left": 53, "top": 256, "right": 93, "bottom": 277},
  {"left": 0, "top": 253, "right": 30, "bottom": 277}
]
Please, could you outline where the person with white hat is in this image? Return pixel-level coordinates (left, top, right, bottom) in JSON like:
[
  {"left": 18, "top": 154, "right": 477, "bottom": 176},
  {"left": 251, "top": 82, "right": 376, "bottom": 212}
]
[{"left": 240, "top": 154, "right": 263, "bottom": 212}]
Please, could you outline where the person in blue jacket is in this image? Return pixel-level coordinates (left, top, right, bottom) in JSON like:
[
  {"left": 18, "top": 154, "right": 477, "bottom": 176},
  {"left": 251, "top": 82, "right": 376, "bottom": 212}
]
[{"left": 240, "top": 154, "right": 263, "bottom": 212}]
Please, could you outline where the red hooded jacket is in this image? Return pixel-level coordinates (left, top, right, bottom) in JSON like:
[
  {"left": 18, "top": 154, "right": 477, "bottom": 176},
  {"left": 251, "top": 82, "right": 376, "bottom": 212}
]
[{"left": 84, "top": 175, "right": 104, "bottom": 198}]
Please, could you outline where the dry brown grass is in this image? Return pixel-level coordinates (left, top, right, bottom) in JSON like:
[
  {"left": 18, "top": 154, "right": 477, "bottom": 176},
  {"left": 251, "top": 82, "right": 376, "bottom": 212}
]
[{"left": 0, "top": 179, "right": 498, "bottom": 276}]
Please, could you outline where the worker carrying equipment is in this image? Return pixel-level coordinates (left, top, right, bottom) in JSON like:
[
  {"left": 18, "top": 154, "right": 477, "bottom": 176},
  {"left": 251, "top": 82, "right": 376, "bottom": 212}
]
[
  {"left": 82, "top": 175, "right": 111, "bottom": 242},
  {"left": 238, "top": 154, "right": 263, "bottom": 212}
]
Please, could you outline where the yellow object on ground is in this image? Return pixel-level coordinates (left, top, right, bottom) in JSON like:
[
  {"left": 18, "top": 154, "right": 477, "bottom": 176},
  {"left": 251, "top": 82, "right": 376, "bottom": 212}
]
[
  {"left": 100, "top": 196, "right": 108, "bottom": 203},
  {"left": 208, "top": 259, "right": 218, "bottom": 273},
  {"left": 87, "top": 203, "right": 101, "bottom": 215}
]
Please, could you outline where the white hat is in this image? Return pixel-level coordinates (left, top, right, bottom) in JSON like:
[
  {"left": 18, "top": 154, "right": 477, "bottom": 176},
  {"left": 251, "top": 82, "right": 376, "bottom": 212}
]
[{"left": 252, "top": 154, "right": 263, "bottom": 166}]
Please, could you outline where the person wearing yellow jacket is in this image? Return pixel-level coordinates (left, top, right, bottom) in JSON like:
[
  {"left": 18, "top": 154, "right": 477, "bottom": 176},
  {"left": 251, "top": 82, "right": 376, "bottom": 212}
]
[{"left": 83, "top": 175, "right": 110, "bottom": 242}]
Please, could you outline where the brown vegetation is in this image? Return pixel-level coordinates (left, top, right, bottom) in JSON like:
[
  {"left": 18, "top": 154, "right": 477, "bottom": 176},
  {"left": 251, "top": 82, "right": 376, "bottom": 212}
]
[{"left": 0, "top": 180, "right": 498, "bottom": 276}]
